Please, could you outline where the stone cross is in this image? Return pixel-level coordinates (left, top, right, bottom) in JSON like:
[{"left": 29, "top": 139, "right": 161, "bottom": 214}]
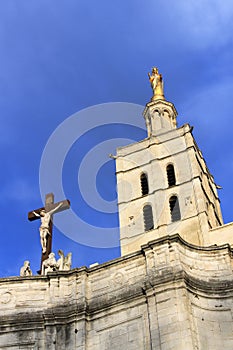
[{"left": 28, "top": 193, "right": 70, "bottom": 273}]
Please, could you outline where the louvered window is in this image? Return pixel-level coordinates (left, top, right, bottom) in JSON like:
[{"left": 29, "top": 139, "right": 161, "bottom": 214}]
[
  {"left": 167, "top": 164, "right": 176, "bottom": 187},
  {"left": 169, "top": 196, "right": 181, "bottom": 222},
  {"left": 140, "top": 173, "right": 149, "bottom": 196},
  {"left": 143, "top": 205, "right": 154, "bottom": 231}
]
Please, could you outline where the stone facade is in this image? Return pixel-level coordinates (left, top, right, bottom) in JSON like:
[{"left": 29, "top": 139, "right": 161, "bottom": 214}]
[
  {"left": 0, "top": 234, "right": 233, "bottom": 349},
  {"left": 1, "top": 86, "right": 233, "bottom": 349}
]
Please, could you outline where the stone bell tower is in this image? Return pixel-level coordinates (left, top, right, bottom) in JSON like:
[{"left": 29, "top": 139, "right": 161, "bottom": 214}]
[{"left": 116, "top": 67, "right": 223, "bottom": 255}]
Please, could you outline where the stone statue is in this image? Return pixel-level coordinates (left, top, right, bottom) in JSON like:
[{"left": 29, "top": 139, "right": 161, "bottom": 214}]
[
  {"left": 41, "top": 252, "right": 57, "bottom": 275},
  {"left": 33, "top": 203, "right": 63, "bottom": 253},
  {"left": 20, "top": 260, "right": 32, "bottom": 277},
  {"left": 41, "top": 250, "right": 72, "bottom": 275},
  {"left": 56, "top": 249, "right": 64, "bottom": 270},
  {"left": 63, "top": 252, "right": 72, "bottom": 271},
  {"left": 57, "top": 250, "right": 72, "bottom": 271},
  {"left": 148, "top": 67, "right": 164, "bottom": 100}
]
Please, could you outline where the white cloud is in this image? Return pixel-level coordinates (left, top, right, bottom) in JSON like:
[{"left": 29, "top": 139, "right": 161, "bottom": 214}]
[
  {"left": 138, "top": 0, "right": 233, "bottom": 56},
  {"left": 168, "top": 0, "right": 233, "bottom": 49}
]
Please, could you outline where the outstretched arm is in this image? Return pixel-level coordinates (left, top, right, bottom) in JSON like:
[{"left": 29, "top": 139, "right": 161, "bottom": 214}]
[
  {"left": 48, "top": 202, "right": 63, "bottom": 215},
  {"left": 33, "top": 211, "right": 40, "bottom": 217}
]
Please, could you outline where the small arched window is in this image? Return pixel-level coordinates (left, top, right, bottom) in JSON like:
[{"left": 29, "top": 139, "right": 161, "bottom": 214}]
[
  {"left": 143, "top": 205, "right": 154, "bottom": 231},
  {"left": 167, "top": 164, "right": 176, "bottom": 187},
  {"left": 140, "top": 173, "right": 149, "bottom": 196},
  {"left": 169, "top": 196, "right": 181, "bottom": 222}
]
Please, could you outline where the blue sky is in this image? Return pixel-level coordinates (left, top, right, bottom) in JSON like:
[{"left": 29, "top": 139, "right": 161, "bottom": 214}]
[{"left": 0, "top": 0, "right": 233, "bottom": 277}]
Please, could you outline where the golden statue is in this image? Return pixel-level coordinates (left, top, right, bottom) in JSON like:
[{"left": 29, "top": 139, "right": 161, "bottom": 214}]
[{"left": 148, "top": 67, "right": 165, "bottom": 100}]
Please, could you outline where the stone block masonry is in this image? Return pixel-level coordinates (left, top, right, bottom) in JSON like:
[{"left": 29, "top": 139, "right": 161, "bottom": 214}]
[{"left": 0, "top": 234, "right": 233, "bottom": 349}]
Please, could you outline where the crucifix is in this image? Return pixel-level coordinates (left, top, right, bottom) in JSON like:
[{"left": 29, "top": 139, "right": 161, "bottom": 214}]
[{"left": 28, "top": 193, "right": 70, "bottom": 274}]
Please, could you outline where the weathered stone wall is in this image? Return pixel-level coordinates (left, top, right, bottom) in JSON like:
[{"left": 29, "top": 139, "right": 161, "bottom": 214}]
[{"left": 0, "top": 234, "right": 233, "bottom": 349}]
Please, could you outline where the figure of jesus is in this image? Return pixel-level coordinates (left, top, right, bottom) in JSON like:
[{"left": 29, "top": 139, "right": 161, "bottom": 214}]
[{"left": 33, "top": 203, "right": 63, "bottom": 253}]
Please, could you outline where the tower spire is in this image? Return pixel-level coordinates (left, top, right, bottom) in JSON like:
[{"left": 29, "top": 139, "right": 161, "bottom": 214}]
[
  {"left": 144, "top": 67, "right": 177, "bottom": 137},
  {"left": 116, "top": 68, "right": 224, "bottom": 256}
]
